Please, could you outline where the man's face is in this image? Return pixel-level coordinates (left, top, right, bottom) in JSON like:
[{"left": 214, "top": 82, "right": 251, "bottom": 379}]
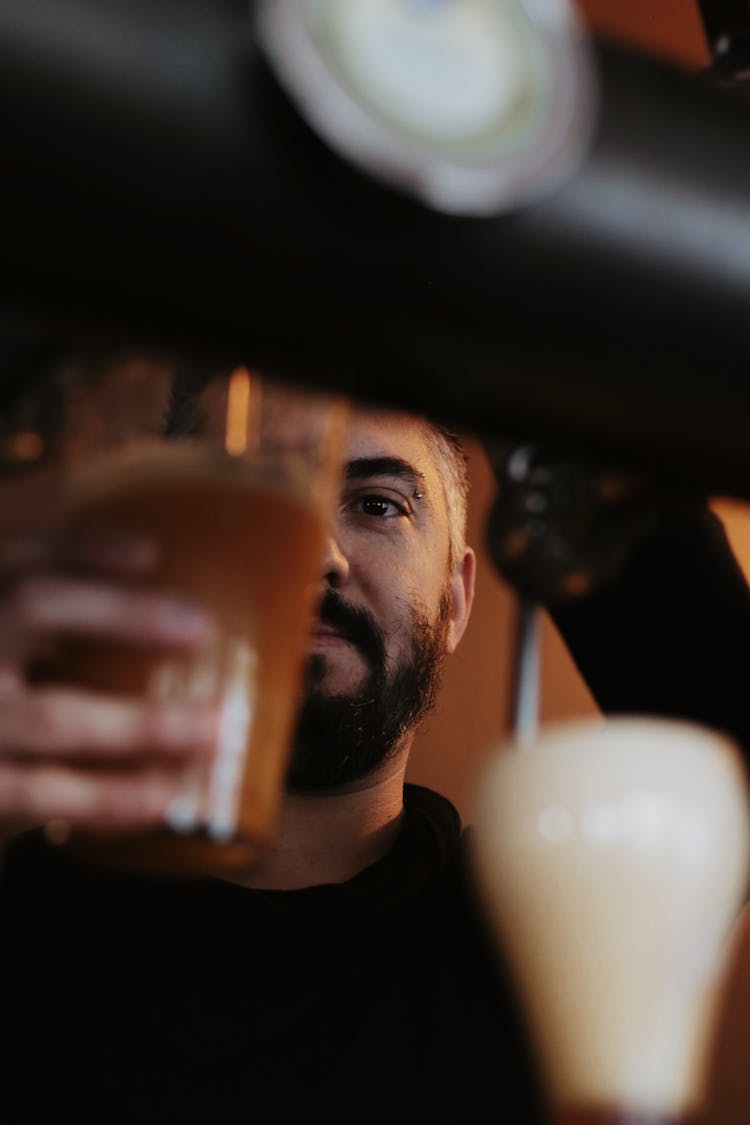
[{"left": 287, "top": 408, "right": 474, "bottom": 792}]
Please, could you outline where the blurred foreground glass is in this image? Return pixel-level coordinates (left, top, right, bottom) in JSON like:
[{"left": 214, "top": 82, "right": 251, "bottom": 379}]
[
  {"left": 470, "top": 717, "right": 750, "bottom": 1125},
  {"left": 0, "top": 353, "right": 349, "bottom": 876}
]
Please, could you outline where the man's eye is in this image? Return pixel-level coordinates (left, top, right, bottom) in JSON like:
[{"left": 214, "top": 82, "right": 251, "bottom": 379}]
[{"left": 356, "top": 495, "right": 406, "bottom": 518}]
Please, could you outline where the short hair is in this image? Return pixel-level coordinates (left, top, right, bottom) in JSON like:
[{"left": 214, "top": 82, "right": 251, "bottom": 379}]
[{"left": 421, "top": 419, "right": 470, "bottom": 567}]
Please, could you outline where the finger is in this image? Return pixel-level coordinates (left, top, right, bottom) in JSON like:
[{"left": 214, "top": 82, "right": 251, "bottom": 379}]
[
  {"left": 0, "top": 527, "right": 158, "bottom": 579},
  {"left": 0, "top": 685, "right": 217, "bottom": 759},
  {"left": 0, "top": 761, "right": 183, "bottom": 833},
  {"left": 6, "top": 575, "right": 213, "bottom": 649},
  {"left": 58, "top": 525, "right": 160, "bottom": 576},
  {"left": 0, "top": 532, "right": 56, "bottom": 575}
]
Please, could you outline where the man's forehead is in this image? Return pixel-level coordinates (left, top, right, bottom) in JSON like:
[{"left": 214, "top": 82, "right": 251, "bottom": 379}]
[{"left": 344, "top": 407, "right": 434, "bottom": 468}]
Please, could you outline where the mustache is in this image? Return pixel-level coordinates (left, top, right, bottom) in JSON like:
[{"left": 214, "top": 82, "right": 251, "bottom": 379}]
[{"left": 316, "top": 590, "right": 386, "bottom": 669}]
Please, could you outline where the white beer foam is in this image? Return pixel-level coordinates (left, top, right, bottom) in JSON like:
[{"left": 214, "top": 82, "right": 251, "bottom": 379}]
[{"left": 471, "top": 716, "right": 750, "bottom": 1116}]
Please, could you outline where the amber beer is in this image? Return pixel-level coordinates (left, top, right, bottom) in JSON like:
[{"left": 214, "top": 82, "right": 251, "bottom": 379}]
[{"left": 55, "top": 442, "right": 332, "bottom": 876}]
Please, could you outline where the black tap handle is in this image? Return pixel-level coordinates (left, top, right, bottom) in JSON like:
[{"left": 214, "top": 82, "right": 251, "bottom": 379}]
[{"left": 482, "top": 440, "right": 704, "bottom": 607}]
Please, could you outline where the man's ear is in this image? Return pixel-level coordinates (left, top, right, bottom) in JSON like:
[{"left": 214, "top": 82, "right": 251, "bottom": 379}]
[{"left": 446, "top": 547, "right": 476, "bottom": 654}]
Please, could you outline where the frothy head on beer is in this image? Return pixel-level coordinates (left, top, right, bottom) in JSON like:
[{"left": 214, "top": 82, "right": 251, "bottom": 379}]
[{"left": 471, "top": 717, "right": 750, "bottom": 1120}]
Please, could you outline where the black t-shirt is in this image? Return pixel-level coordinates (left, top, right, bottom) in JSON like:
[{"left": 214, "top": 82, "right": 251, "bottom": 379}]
[{"left": 1, "top": 783, "right": 547, "bottom": 1125}]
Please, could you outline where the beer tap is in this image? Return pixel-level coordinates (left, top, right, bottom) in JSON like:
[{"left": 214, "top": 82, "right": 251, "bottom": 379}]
[
  {"left": 482, "top": 438, "right": 663, "bottom": 750},
  {"left": 471, "top": 442, "right": 750, "bottom": 1123}
]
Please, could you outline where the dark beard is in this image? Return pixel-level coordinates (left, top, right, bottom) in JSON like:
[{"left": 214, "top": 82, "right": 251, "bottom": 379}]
[{"left": 286, "top": 589, "right": 451, "bottom": 792}]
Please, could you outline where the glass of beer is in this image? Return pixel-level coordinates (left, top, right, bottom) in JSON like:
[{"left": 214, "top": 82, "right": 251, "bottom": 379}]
[
  {"left": 470, "top": 716, "right": 750, "bottom": 1125},
  {"left": 8, "top": 351, "right": 348, "bottom": 877}
]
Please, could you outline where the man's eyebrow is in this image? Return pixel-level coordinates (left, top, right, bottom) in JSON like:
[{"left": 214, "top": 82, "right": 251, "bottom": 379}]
[{"left": 345, "top": 457, "right": 425, "bottom": 487}]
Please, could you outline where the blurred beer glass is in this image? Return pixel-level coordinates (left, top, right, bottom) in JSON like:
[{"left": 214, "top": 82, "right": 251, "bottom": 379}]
[
  {"left": 1, "top": 350, "right": 348, "bottom": 876},
  {"left": 470, "top": 716, "right": 750, "bottom": 1125}
]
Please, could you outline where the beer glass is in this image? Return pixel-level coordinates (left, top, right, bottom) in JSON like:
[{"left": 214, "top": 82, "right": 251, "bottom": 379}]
[
  {"left": 470, "top": 716, "right": 750, "bottom": 1125},
  {"left": 0, "top": 349, "right": 348, "bottom": 876}
]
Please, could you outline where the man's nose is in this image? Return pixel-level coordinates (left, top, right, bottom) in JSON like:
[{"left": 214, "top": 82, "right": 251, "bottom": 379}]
[{"left": 321, "top": 531, "right": 350, "bottom": 587}]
